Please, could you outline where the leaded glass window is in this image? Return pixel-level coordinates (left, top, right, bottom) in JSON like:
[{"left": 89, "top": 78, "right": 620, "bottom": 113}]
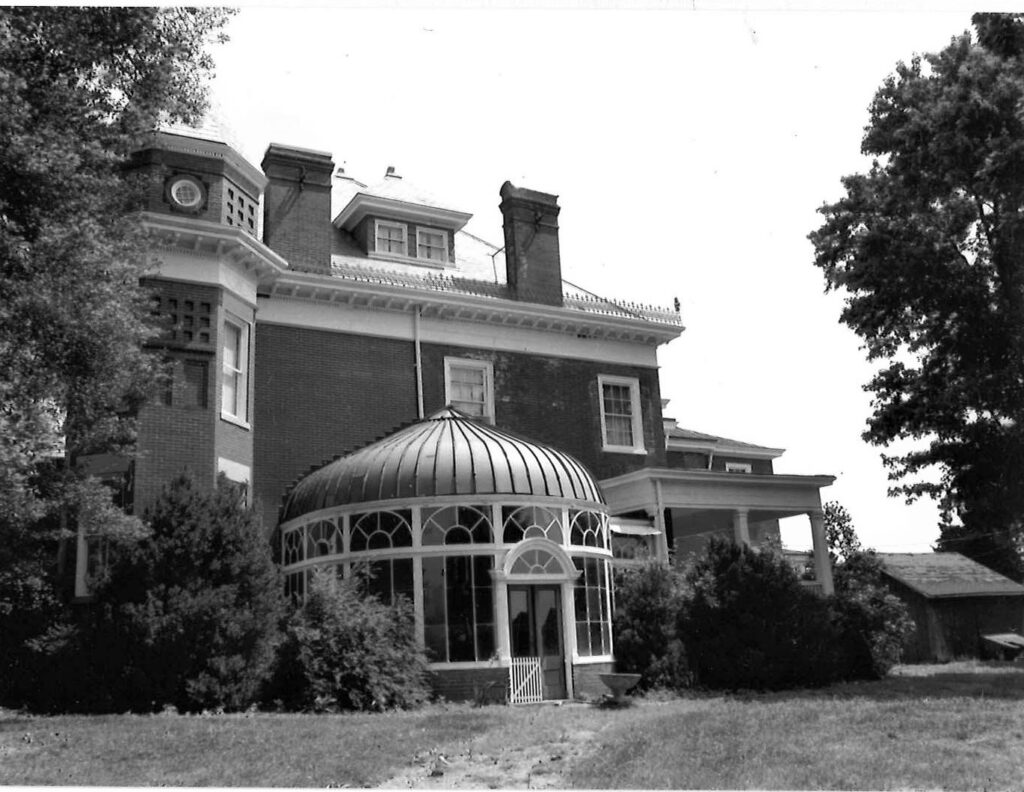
[{"left": 502, "top": 505, "right": 562, "bottom": 544}]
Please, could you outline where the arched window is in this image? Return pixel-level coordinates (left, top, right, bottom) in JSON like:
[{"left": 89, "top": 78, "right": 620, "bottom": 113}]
[
  {"left": 510, "top": 547, "right": 564, "bottom": 575},
  {"left": 422, "top": 505, "right": 492, "bottom": 545},
  {"left": 306, "top": 519, "right": 340, "bottom": 558},
  {"left": 350, "top": 510, "right": 412, "bottom": 552},
  {"left": 283, "top": 527, "right": 303, "bottom": 566},
  {"left": 502, "top": 505, "right": 562, "bottom": 544},
  {"left": 569, "top": 510, "right": 607, "bottom": 549}
]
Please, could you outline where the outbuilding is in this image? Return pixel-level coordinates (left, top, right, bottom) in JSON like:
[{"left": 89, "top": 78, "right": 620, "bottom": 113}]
[{"left": 878, "top": 552, "right": 1024, "bottom": 662}]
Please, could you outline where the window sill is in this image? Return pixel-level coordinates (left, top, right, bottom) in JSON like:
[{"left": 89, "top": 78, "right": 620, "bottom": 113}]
[
  {"left": 368, "top": 250, "right": 450, "bottom": 269},
  {"left": 601, "top": 446, "right": 648, "bottom": 455},
  {"left": 220, "top": 411, "right": 251, "bottom": 431}
]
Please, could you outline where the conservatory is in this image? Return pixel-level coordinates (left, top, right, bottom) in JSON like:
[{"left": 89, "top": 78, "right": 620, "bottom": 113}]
[{"left": 277, "top": 407, "right": 615, "bottom": 703}]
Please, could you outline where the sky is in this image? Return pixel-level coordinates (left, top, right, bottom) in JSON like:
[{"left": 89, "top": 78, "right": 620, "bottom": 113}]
[{"left": 206, "top": 5, "right": 980, "bottom": 553}]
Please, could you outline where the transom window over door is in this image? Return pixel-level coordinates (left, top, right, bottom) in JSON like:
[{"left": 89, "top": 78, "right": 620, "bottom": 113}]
[
  {"left": 374, "top": 220, "right": 407, "bottom": 256},
  {"left": 416, "top": 227, "right": 448, "bottom": 263},
  {"left": 598, "top": 375, "right": 644, "bottom": 453},
  {"left": 445, "top": 357, "right": 494, "bottom": 422}
]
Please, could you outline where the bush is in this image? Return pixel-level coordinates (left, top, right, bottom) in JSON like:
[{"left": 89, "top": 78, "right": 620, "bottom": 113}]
[
  {"left": 832, "top": 550, "right": 914, "bottom": 678},
  {"left": 84, "top": 472, "right": 285, "bottom": 712},
  {"left": 678, "top": 538, "right": 839, "bottom": 690},
  {"left": 612, "top": 561, "right": 689, "bottom": 690},
  {"left": 267, "top": 570, "right": 429, "bottom": 712}
]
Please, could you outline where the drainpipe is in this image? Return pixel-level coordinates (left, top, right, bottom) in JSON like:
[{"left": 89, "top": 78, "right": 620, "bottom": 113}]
[{"left": 414, "top": 306, "right": 424, "bottom": 419}]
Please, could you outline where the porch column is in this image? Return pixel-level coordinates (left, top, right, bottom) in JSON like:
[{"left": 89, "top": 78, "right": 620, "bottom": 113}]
[
  {"left": 808, "top": 509, "right": 834, "bottom": 595},
  {"left": 494, "top": 576, "right": 511, "bottom": 663},
  {"left": 732, "top": 508, "right": 751, "bottom": 546},
  {"left": 653, "top": 479, "right": 669, "bottom": 561}
]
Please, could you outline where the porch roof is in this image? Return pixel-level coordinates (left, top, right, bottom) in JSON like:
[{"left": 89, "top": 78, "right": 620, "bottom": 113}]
[{"left": 600, "top": 467, "right": 835, "bottom": 518}]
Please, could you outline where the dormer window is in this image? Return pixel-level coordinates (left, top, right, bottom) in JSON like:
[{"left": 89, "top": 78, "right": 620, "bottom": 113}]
[
  {"left": 417, "top": 227, "right": 448, "bottom": 263},
  {"left": 375, "top": 220, "right": 407, "bottom": 256}
]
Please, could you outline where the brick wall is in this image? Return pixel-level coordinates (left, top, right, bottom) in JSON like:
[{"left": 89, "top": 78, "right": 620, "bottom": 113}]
[
  {"left": 253, "top": 324, "right": 419, "bottom": 526},
  {"left": 572, "top": 661, "right": 614, "bottom": 700},
  {"left": 253, "top": 324, "right": 665, "bottom": 529},
  {"left": 135, "top": 280, "right": 223, "bottom": 511},
  {"left": 131, "top": 147, "right": 259, "bottom": 229},
  {"left": 428, "top": 667, "right": 508, "bottom": 703},
  {"left": 261, "top": 145, "right": 334, "bottom": 273},
  {"left": 420, "top": 343, "right": 665, "bottom": 481}
]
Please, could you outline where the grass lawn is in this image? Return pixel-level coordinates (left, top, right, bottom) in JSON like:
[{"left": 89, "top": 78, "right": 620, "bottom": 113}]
[{"left": 3, "top": 661, "right": 1024, "bottom": 789}]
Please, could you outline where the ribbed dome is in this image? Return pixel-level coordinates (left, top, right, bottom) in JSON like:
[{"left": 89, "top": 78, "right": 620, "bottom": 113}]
[{"left": 281, "top": 408, "right": 605, "bottom": 522}]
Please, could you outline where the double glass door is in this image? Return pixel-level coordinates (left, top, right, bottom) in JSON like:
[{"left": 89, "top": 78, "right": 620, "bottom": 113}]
[{"left": 508, "top": 585, "right": 566, "bottom": 699}]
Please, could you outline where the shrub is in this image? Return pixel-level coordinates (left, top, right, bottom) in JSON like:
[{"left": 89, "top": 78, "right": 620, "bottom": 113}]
[
  {"left": 268, "top": 570, "right": 429, "bottom": 712},
  {"left": 678, "top": 538, "right": 839, "bottom": 690},
  {"left": 612, "top": 561, "right": 689, "bottom": 690},
  {"left": 87, "top": 472, "right": 285, "bottom": 712},
  {"left": 832, "top": 550, "right": 914, "bottom": 678}
]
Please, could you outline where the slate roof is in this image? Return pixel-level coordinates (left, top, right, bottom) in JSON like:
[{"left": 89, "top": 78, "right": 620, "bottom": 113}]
[
  {"left": 281, "top": 407, "right": 605, "bottom": 521},
  {"left": 666, "top": 425, "right": 780, "bottom": 453},
  {"left": 878, "top": 552, "right": 1024, "bottom": 599}
]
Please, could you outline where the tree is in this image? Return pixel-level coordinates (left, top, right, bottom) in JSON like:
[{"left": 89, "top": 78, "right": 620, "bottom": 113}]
[
  {"left": 95, "top": 474, "right": 284, "bottom": 712},
  {"left": 824, "top": 501, "right": 861, "bottom": 563},
  {"left": 267, "top": 570, "right": 429, "bottom": 712},
  {"left": 809, "top": 13, "right": 1024, "bottom": 580},
  {"left": 0, "top": 8, "right": 234, "bottom": 690},
  {"left": 612, "top": 562, "right": 689, "bottom": 691}
]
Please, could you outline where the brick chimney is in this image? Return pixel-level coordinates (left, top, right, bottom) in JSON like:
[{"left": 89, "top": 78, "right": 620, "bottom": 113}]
[
  {"left": 499, "top": 182, "right": 563, "bottom": 307},
  {"left": 261, "top": 144, "right": 335, "bottom": 273}
]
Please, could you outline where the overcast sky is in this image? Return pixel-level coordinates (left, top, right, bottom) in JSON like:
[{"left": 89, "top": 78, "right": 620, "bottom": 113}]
[{"left": 207, "top": 5, "right": 982, "bottom": 553}]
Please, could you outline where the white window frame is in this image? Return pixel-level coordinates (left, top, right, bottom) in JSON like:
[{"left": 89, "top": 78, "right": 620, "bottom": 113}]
[
  {"left": 416, "top": 226, "right": 449, "bottom": 263},
  {"left": 725, "top": 462, "right": 753, "bottom": 474},
  {"left": 598, "top": 375, "right": 645, "bottom": 454},
  {"left": 374, "top": 219, "right": 407, "bottom": 257},
  {"left": 221, "top": 316, "right": 250, "bottom": 427},
  {"left": 444, "top": 357, "right": 495, "bottom": 423}
]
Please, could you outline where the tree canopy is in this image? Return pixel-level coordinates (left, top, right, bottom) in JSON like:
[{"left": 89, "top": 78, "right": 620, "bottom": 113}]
[
  {"left": 0, "top": 8, "right": 234, "bottom": 699},
  {"left": 809, "top": 13, "right": 1024, "bottom": 579},
  {"left": 0, "top": 7, "right": 232, "bottom": 492}
]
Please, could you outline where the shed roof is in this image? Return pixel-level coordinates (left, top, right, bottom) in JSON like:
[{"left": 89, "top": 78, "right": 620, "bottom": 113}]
[
  {"left": 878, "top": 552, "right": 1024, "bottom": 599},
  {"left": 281, "top": 407, "right": 605, "bottom": 522}
]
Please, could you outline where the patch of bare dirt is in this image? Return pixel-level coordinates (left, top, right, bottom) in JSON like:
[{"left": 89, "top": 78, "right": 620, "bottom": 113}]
[{"left": 380, "top": 726, "right": 600, "bottom": 789}]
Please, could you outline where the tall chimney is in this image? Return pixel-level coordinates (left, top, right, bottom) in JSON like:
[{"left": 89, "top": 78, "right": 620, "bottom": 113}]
[
  {"left": 499, "top": 182, "right": 563, "bottom": 306},
  {"left": 261, "top": 144, "right": 335, "bottom": 273}
]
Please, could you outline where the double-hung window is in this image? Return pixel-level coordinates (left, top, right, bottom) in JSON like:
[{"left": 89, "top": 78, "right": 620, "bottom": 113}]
[
  {"left": 416, "top": 227, "right": 448, "bottom": 263},
  {"left": 598, "top": 375, "right": 645, "bottom": 453},
  {"left": 221, "top": 318, "right": 249, "bottom": 425},
  {"left": 444, "top": 357, "right": 494, "bottom": 423},
  {"left": 375, "top": 220, "right": 407, "bottom": 256}
]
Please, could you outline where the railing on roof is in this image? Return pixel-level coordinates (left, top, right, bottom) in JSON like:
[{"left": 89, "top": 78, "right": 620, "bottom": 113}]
[{"left": 326, "top": 262, "right": 682, "bottom": 326}]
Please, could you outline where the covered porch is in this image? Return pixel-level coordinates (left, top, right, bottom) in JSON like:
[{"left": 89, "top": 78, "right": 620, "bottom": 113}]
[{"left": 602, "top": 467, "right": 836, "bottom": 594}]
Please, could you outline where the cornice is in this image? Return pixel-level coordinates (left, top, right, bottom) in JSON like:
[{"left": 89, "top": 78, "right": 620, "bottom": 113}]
[
  {"left": 333, "top": 194, "right": 473, "bottom": 232},
  {"left": 263, "top": 270, "right": 684, "bottom": 346},
  {"left": 146, "top": 131, "right": 267, "bottom": 194},
  {"left": 601, "top": 467, "right": 836, "bottom": 490},
  {"left": 139, "top": 212, "right": 290, "bottom": 287}
]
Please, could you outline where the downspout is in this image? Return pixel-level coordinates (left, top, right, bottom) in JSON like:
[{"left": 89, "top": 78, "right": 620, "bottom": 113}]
[{"left": 414, "top": 306, "right": 424, "bottom": 419}]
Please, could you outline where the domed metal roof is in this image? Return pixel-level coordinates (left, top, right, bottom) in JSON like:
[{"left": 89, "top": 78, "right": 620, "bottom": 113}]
[{"left": 281, "top": 407, "right": 605, "bottom": 522}]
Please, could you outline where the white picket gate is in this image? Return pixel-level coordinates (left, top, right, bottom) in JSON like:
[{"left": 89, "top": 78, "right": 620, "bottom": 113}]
[{"left": 509, "top": 656, "right": 543, "bottom": 704}]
